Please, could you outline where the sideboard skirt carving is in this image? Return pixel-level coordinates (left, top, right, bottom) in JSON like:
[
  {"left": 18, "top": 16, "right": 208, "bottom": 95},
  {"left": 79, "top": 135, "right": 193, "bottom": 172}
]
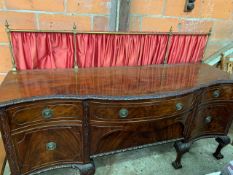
[{"left": 28, "top": 163, "right": 95, "bottom": 175}]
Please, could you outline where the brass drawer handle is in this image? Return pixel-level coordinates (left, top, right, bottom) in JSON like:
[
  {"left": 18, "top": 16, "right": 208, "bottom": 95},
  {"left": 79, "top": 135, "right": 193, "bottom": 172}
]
[
  {"left": 213, "top": 90, "right": 220, "bottom": 98},
  {"left": 46, "top": 142, "right": 56, "bottom": 151},
  {"left": 176, "top": 103, "right": 183, "bottom": 111},
  {"left": 42, "top": 108, "right": 53, "bottom": 119},
  {"left": 204, "top": 116, "right": 212, "bottom": 124},
  {"left": 119, "top": 108, "right": 128, "bottom": 118}
]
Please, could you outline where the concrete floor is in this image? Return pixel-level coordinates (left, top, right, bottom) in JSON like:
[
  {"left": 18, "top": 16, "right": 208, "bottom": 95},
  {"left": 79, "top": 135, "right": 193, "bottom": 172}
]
[{"left": 4, "top": 126, "right": 233, "bottom": 175}]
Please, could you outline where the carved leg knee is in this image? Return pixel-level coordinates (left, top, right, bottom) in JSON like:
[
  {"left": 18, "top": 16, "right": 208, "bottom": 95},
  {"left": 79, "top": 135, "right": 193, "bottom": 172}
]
[
  {"left": 172, "top": 141, "right": 191, "bottom": 169},
  {"left": 213, "top": 136, "right": 230, "bottom": 160},
  {"left": 73, "top": 161, "right": 95, "bottom": 175}
]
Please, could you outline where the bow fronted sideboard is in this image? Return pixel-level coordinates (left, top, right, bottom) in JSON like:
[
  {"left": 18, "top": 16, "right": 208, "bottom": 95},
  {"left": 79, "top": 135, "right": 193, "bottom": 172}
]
[{"left": 0, "top": 63, "right": 232, "bottom": 175}]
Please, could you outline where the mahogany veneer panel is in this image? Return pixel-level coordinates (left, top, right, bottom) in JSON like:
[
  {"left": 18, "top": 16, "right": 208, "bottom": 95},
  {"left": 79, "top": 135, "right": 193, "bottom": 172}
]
[
  {"left": 90, "top": 112, "right": 191, "bottom": 155},
  {"left": 12, "top": 126, "right": 83, "bottom": 174},
  {"left": 0, "top": 64, "right": 231, "bottom": 104},
  {"left": 0, "top": 138, "right": 6, "bottom": 175}
]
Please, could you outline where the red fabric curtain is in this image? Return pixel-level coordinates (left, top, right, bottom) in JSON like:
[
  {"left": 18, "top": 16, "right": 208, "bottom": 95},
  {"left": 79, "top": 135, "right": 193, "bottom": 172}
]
[
  {"left": 76, "top": 34, "right": 169, "bottom": 68},
  {"left": 11, "top": 32, "right": 208, "bottom": 70},
  {"left": 11, "top": 32, "right": 74, "bottom": 70},
  {"left": 167, "top": 35, "right": 208, "bottom": 64}
]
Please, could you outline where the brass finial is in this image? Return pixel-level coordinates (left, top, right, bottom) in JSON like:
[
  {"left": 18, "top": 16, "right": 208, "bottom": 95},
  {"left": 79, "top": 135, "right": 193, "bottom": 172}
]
[
  {"left": 169, "top": 26, "right": 173, "bottom": 32},
  {"left": 73, "top": 23, "right": 77, "bottom": 30},
  {"left": 5, "top": 20, "right": 10, "bottom": 31},
  {"left": 169, "top": 26, "right": 173, "bottom": 35},
  {"left": 73, "top": 23, "right": 77, "bottom": 35},
  {"left": 208, "top": 27, "right": 212, "bottom": 36}
]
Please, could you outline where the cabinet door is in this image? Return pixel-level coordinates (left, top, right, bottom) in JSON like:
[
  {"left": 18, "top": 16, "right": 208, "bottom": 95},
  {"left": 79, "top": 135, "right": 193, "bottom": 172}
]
[
  {"left": 189, "top": 103, "right": 233, "bottom": 140},
  {"left": 12, "top": 126, "right": 83, "bottom": 174}
]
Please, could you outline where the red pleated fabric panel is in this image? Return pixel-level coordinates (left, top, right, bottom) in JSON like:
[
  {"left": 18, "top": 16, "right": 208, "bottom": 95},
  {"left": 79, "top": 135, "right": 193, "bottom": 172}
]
[
  {"left": 11, "top": 32, "right": 74, "bottom": 70},
  {"left": 76, "top": 34, "right": 169, "bottom": 68},
  {"left": 167, "top": 35, "right": 208, "bottom": 64},
  {"left": 10, "top": 32, "right": 208, "bottom": 70}
]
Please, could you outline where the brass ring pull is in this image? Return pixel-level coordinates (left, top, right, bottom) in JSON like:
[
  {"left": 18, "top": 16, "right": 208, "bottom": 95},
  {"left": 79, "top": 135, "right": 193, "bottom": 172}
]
[
  {"left": 42, "top": 108, "right": 53, "bottom": 119},
  {"left": 46, "top": 142, "right": 56, "bottom": 151},
  {"left": 204, "top": 116, "right": 212, "bottom": 124},
  {"left": 213, "top": 90, "right": 220, "bottom": 98},
  {"left": 119, "top": 108, "right": 128, "bottom": 118},
  {"left": 176, "top": 103, "right": 183, "bottom": 111}
]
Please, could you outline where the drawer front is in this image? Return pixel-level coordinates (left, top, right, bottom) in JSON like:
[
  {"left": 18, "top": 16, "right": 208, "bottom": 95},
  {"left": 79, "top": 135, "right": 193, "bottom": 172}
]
[
  {"left": 12, "top": 126, "right": 83, "bottom": 174},
  {"left": 189, "top": 103, "right": 233, "bottom": 139},
  {"left": 7, "top": 100, "right": 83, "bottom": 130},
  {"left": 202, "top": 85, "right": 233, "bottom": 103},
  {"left": 90, "top": 112, "right": 191, "bottom": 155},
  {"left": 89, "top": 94, "right": 194, "bottom": 121}
]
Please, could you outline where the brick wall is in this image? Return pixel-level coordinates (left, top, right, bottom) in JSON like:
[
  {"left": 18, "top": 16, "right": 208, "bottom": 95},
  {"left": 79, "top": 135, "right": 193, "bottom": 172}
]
[
  {"left": 129, "top": 0, "right": 233, "bottom": 59},
  {"left": 0, "top": 0, "right": 232, "bottom": 83}
]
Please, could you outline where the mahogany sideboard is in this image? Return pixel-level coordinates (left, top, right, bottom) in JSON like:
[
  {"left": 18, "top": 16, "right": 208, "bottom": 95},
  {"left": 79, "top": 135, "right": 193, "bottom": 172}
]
[{"left": 0, "top": 63, "right": 232, "bottom": 175}]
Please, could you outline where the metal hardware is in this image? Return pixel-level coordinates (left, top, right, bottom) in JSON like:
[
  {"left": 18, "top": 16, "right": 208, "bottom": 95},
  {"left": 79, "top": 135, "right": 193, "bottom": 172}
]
[
  {"left": 163, "top": 26, "right": 173, "bottom": 64},
  {"left": 5, "top": 20, "right": 17, "bottom": 71},
  {"left": 204, "top": 116, "right": 212, "bottom": 124},
  {"left": 213, "top": 90, "right": 220, "bottom": 98},
  {"left": 176, "top": 103, "right": 183, "bottom": 111},
  {"left": 73, "top": 23, "right": 78, "bottom": 70},
  {"left": 184, "top": 0, "right": 196, "bottom": 12},
  {"left": 42, "top": 108, "right": 53, "bottom": 119},
  {"left": 7, "top": 29, "right": 210, "bottom": 36},
  {"left": 5, "top": 20, "right": 210, "bottom": 71},
  {"left": 46, "top": 142, "right": 56, "bottom": 151},
  {"left": 119, "top": 108, "right": 128, "bottom": 118}
]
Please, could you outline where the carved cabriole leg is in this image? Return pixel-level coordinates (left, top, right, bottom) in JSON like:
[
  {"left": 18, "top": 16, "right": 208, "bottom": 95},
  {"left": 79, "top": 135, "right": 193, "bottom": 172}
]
[
  {"left": 213, "top": 136, "right": 230, "bottom": 160},
  {"left": 0, "top": 111, "right": 20, "bottom": 175},
  {"left": 73, "top": 161, "right": 95, "bottom": 175},
  {"left": 172, "top": 141, "right": 191, "bottom": 169}
]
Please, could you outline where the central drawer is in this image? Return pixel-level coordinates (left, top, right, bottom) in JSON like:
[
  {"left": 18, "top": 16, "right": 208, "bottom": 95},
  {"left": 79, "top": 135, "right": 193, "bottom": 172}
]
[
  {"left": 89, "top": 94, "right": 194, "bottom": 122},
  {"left": 7, "top": 100, "right": 83, "bottom": 130}
]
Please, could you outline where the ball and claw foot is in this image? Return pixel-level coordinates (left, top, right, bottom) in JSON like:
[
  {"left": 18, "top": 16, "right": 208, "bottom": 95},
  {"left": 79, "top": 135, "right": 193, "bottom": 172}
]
[
  {"left": 73, "top": 161, "right": 95, "bottom": 175},
  {"left": 213, "top": 136, "right": 230, "bottom": 160},
  {"left": 172, "top": 141, "right": 191, "bottom": 169},
  {"left": 172, "top": 160, "right": 182, "bottom": 169}
]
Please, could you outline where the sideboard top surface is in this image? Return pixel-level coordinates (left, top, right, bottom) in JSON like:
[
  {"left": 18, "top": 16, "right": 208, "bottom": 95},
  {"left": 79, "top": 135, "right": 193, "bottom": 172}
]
[{"left": 0, "top": 63, "right": 232, "bottom": 106}]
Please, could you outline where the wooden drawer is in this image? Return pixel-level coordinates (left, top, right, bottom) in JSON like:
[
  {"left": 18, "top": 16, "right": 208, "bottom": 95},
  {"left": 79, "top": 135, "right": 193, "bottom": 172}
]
[
  {"left": 12, "top": 126, "right": 83, "bottom": 174},
  {"left": 90, "top": 112, "right": 191, "bottom": 155},
  {"left": 7, "top": 100, "right": 83, "bottom": 130},
  {"left": 189, "top": 103, "right": 233, "bottom": 140},
  {"left": 202, "top": 85, "right": 233, "bottom": 103},
  {"left": 89, "top": 94, "right": 194, "bottom": 122}
]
